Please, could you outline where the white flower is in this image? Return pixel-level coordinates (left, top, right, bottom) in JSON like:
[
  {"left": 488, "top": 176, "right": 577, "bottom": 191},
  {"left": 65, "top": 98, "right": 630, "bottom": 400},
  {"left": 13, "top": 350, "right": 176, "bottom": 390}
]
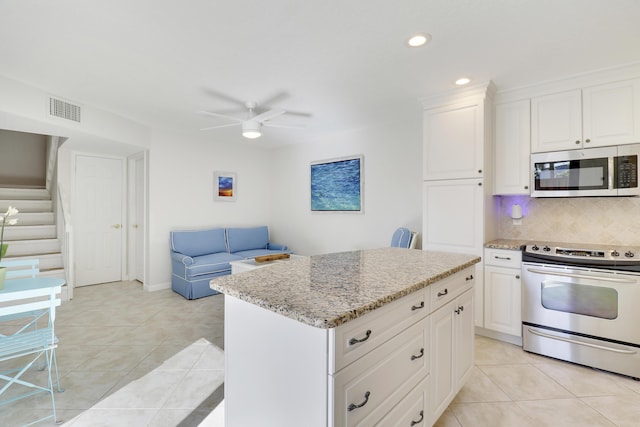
[
  {"left": 4, "top": 206, "right": 18, "bottom": 217},
  {"left": 7, "top": 219, "right": 18, "bottom": 226}
]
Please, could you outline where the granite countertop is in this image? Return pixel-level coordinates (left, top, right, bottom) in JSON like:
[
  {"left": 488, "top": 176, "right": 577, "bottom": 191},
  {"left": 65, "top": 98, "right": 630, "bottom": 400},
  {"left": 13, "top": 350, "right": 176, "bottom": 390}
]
[
  {"left": 210, "top": 247, "right": 480, "bottom": 329},
  {"left": 484, "top": 239, "right": 530, "bottom": 251}
]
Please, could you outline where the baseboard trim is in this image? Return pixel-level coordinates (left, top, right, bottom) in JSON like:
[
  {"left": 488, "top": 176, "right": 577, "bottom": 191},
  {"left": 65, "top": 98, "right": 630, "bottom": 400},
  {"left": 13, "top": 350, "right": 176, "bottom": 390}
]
[
  {"left": 475, "top": 326, "right": 523, "bottom": 346},
  {"left": 144, "top": 281, "right": 171, "bottom": 292}
]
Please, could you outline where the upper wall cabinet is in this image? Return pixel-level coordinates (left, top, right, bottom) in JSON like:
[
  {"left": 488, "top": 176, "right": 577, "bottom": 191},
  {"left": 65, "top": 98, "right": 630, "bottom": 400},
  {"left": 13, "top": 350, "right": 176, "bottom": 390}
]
[
  {"left": 531, "top": 78, "right": 640, "bottom": 153},
  {"left": 423, "top": 101, "right": 485, "bottom": 180},
  {"left": 493, "top": 100, "right": 530, "bottom": 195}
]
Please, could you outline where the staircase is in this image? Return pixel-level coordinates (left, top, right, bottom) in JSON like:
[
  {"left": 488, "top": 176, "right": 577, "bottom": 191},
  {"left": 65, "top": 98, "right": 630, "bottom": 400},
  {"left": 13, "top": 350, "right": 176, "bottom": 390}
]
[{"left": 0, "top": 187, "right": 68, "bottom": 299}]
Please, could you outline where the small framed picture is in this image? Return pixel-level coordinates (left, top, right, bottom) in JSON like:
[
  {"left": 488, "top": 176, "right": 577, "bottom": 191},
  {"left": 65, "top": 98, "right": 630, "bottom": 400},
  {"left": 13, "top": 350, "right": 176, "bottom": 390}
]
[{"left": 214, "top": 171, "right": 237, "bottom": 201}]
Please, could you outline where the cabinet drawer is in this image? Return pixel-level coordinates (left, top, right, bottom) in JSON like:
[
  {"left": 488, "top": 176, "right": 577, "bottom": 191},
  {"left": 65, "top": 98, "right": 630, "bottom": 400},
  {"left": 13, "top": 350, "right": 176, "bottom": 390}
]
[
  {"left": 330, "top": 287, "right": 429, "bottom": 373},
  {"left": 484, "top": 248, "right": 522, "bottom": 269},
  {"left": 376, "top": 375, "right": 429, "bottom": 427},
  {"left": 331, "top": 317, "right": 430, "bottom": 427},
  {"left": 430, "top": 267, "right": 474, "bottom": 312}
]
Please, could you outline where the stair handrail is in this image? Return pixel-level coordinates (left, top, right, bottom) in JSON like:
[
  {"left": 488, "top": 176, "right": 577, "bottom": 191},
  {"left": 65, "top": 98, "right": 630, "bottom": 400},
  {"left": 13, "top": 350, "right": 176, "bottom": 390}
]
[{"left": 57, "top": 184, "right": 74, "bottom": 298}]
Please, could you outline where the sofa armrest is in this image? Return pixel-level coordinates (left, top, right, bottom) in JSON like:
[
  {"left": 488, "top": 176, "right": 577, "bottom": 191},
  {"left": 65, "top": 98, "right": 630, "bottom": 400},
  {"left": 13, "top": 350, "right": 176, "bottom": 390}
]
[
  {"left": 171, "top": 251, "right": 194, "bottom": 266},
  {"left": 266, "top": 243, "right": 288, "bottom": 251}
]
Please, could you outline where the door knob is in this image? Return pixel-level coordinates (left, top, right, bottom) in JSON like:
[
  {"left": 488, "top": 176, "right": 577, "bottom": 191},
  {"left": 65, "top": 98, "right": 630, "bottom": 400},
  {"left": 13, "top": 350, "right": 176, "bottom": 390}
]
[
  {"left": 132, "top": 224, "right": 139, "bottom": 229},
  {"left": 112, "top": 224, "right": 121, "bottom": 229}
]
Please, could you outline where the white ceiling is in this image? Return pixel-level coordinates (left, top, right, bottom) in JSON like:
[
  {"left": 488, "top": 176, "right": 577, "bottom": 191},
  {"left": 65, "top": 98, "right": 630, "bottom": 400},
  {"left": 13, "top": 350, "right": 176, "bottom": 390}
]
[{"left": 1, "top": 0, "right": 640, "bottom": 147}]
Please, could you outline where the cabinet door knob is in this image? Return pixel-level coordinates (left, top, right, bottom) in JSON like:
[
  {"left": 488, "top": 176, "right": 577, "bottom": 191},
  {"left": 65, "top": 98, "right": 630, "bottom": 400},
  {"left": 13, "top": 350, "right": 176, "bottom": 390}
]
[
  {"left": 347, "top": 391, "right": 370, "bottom": 412},
  {"left": 478, "top": 169, "right": 483, "bottom": 174},
  {"left": 411, "top": 410, "right": 425, "bottom": 426},
  {"left": 465, "top": 275, "right": 474, "bottom": 281},
  {"left": 516, "top": 275, "right": 520, "bottom": 279},
  {"left": 348, "top": 330, "right": 372, "bottom": 346},
  {"left": 585, "top": 138, "right": 591, "bottom": 143},
  {"left": 524, "top": 185, "right": 529, "bottom": 190},
  {"left": 575, "top": 140, "right": 581, "bottom": 144},
  {"left": 478, "top": 182, "right": 483, "bottom": 186}
]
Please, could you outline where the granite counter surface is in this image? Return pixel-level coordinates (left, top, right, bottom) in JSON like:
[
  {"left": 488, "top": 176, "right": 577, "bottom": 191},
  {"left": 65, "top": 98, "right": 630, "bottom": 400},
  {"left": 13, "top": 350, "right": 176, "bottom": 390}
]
[
  {"left": 210, "top": 247, "right": 480, "bottom": 329},
  {"left": 484, "top": 239, "right": 530, "bottom": 251}
]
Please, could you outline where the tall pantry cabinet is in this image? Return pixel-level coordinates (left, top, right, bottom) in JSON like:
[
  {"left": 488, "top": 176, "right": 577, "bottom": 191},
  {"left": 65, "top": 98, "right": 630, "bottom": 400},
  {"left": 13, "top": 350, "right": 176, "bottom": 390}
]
[{"left": 421, "top": 82, "right": 499, "bottom": 328}]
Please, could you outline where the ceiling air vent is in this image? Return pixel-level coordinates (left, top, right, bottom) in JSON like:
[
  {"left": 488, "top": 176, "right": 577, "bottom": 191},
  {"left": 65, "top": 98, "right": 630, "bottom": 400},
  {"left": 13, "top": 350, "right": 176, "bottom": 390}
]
[{"left": 49, "top": 97, "right": 81, "bottom": 122}]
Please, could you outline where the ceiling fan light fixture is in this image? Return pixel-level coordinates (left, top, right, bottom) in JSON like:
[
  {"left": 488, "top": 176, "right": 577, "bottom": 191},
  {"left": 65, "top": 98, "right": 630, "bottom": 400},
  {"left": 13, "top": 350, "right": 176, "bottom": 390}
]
[
  {"left": 407, "top": 32, "right": 431, "bottom": 47},
  {"left": 242, "top": 121, "right": 262, "bottom": 139}
]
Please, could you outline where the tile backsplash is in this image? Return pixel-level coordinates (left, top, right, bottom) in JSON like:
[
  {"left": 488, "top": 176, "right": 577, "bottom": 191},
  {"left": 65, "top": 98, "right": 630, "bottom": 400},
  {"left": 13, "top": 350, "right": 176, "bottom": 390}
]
[{"left": 499, "top": 196, "right": 640, "bottom": 246}]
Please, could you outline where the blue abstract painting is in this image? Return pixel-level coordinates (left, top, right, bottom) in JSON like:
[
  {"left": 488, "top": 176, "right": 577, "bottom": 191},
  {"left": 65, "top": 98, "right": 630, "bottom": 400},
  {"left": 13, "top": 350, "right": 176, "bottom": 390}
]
[{"left": 311, "top": 156, "right": 362, "bottom": 211}]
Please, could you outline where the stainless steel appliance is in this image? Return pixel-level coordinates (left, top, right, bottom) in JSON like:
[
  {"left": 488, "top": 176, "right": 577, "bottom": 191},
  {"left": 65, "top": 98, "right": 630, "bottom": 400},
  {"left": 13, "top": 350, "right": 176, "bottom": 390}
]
[
  {"left": 531, "top": 144, "right": 640, "bottom": 197},
  {"left": 522, "top": 242, "right": 640, "bottom": 378}
]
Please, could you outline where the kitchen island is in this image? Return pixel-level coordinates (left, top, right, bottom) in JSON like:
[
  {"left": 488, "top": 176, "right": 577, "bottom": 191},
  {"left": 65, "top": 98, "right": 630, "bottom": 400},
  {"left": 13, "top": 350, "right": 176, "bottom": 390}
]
[{"left": 210, "top": 247, "right": 481, "bottom": 427}]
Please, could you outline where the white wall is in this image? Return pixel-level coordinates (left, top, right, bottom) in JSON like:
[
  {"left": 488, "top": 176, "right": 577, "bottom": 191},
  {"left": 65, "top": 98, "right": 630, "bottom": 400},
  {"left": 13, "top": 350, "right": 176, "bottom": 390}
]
[
  {"left": 146, "top": 129, "right": 277, "bottom": 289},
  {"left": 0, "top": 129, "right": 47, "bottom": 186},
  {"left": 269, "top": 112, "right": 423, "bottom": 256}
]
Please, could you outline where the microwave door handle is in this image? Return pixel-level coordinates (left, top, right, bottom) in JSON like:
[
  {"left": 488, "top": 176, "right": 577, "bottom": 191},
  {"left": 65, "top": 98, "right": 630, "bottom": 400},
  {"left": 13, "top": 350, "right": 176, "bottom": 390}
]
[{"left": 526, "top": 268, "right": 637, "bottom": 284}]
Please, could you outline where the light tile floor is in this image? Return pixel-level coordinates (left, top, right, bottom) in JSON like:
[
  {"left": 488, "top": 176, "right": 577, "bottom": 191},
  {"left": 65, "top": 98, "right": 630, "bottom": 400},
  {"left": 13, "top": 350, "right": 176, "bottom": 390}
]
[
  {"left": 3, "top": 281, "right": 640, "bottom": 426},
  {"left": 0, "top": 281, "right": 224, "bottom": 427}
]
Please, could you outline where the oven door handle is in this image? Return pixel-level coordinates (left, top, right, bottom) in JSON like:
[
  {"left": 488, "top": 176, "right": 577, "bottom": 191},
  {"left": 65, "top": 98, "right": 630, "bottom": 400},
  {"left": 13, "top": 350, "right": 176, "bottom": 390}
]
[
  {"left": 525, "top": 268, "right": 638, "bottom": 284},
  {"left": 527, "top": 327, "right": 637, "bottom": 355}
]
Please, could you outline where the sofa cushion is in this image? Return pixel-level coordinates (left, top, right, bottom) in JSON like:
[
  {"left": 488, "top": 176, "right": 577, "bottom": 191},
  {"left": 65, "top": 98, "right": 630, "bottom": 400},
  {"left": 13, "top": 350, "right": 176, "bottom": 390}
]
[
  {"left": 183, "top": 252, "right": 244, "bottom": 279},
  {"left": 226, "top": 226, "right": 269, "bottom": 253},
  {"left": 171, "top": 228, "right": 227, "bottom": 257}
]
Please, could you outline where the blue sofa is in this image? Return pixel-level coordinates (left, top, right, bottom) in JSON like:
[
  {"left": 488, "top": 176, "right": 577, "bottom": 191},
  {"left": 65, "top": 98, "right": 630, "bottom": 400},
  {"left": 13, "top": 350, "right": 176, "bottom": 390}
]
[{"left": 170, "top": 226, "right": 290, "bottom": 299}]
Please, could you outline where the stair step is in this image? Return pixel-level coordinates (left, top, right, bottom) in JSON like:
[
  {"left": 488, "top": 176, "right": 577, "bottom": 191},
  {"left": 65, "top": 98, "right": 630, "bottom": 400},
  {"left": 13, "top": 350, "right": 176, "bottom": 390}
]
[
  {"left": 2, "top": 239, "right": 61, "bottom": 257},
  {"left": 3, "top": 225, "right": 57, "bottom": 241},
  {"left": 0, "top": 188, "right": 50, "bottom": 200},
  {"left": 1, "top": 253, "right": 63, "bottom": 271},
  {"left": 6, "top": 212, "right": 54, "bottom": 226},
  {"left": 0, "top": 199, "right": 52, "bottom": 213}
]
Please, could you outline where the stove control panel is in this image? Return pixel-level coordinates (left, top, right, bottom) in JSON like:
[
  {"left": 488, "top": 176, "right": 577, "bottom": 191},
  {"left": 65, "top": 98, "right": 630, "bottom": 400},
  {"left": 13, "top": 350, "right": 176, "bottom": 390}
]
[{"left": 523, "top": 243, "right": 640, "bottom": 269}]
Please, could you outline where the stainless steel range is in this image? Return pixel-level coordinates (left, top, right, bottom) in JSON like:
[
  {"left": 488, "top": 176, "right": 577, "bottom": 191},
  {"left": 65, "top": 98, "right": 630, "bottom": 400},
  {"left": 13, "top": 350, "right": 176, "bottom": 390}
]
[{"left": 521, "top": 242, "right": 640, "bottom": 379}]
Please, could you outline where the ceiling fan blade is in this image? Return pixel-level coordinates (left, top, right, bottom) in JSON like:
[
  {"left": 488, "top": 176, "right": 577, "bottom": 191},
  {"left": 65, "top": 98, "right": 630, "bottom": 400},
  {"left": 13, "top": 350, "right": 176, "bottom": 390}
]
[
  {"left": 262, "top": 122, "right": 306, "bottom": 129},
  {"left": 257, "top": 91, "right": 289, "bottom": 109},
  {"left": 200, "top": 122, "right": 242, "bottom": 131},
  {"left": 197, "top": 110, "right": 244, "bottom": 123},
  {"left": 283, "top": 109, "right": 313, "bottom": 118},
  {"left": 254, "top": 108, "right": 286, "bottom": 123},
  {"left": 201, "top": 88, "right": 247, "bottom": 108}
]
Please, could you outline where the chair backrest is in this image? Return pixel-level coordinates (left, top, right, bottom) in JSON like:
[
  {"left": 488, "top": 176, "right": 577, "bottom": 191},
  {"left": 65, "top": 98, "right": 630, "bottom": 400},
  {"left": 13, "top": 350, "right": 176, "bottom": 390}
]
[
  {"left": 390, "top": 228, "right": 416, "bottom": 249},
  {"left": 0, "top": 259, "right": 39, "bottom": 279}
]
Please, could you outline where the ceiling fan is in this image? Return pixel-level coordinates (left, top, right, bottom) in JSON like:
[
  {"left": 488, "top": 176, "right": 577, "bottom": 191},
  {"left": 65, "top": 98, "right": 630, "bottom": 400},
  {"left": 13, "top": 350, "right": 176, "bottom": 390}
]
[{"left": 198, "top": 100, "right": 305, "bottom": 139}]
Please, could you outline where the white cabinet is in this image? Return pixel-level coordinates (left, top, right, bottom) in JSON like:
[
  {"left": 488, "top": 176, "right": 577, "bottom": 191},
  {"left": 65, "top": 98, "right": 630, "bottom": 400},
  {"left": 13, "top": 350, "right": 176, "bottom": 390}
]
[
  {"left": 493, "top": 100, "right": 531, "bottom": 195},
  {"left": 531, "top": 78, "right": 640, "bottom": 152},
  {"left": 483, "top": 248, "right": 522, "bottom": 340},
  {"left": 422, "top": 83, "right": 498, "bottom": 331},
  {"left": 423, "top": 101, "right": 485, "bottom": 180},
  {"left": 422, "top": 179, "right": 484, "bottom": 255},
  {"left": 430, "top": 287, "right": 474, "bottom": 425}
]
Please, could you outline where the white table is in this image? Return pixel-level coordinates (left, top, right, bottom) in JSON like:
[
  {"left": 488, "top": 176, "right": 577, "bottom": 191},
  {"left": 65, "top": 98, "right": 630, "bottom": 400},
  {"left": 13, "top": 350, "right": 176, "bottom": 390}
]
[
  {"left": 0, "top": 277, "right": 64, "bottom": 306},
  {"left": 230, "top": 254, "right": 305, "bottom": 274}
]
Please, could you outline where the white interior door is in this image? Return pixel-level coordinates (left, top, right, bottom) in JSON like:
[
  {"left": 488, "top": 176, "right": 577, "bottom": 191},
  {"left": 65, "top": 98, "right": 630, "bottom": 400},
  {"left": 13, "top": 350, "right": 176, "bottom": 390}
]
[
  {"left": 74, "top": 154, "right": 124, "bottom": 286},
  {"left": 128, "top": 153, "right": 145, "bottom": 283}
]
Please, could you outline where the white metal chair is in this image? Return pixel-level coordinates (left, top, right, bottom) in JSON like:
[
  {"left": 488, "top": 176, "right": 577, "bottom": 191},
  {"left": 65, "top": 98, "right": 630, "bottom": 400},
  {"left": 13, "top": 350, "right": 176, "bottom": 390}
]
[{"left": 0, "top": 265, "right": 64, "bottom": 426}]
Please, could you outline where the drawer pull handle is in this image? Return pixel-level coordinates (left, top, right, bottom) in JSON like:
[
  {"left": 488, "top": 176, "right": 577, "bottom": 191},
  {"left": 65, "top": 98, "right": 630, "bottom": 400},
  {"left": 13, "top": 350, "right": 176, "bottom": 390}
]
[
  {"left": 437, "top": 289, "right": 448, "bottom": 297},
  {"left": 347, "top": 391, "right": 370, "bottom": 412},
  {"left": 465, "top": 275, "right": 474, "bottom": 281},
  {"left": 349, "top": 330, "right": 372, "bottom": 345},
  {"left": 411, "top": 348, "right": 425, "bottom": 361},
  {"left": 411, "top": 301, "right": 425, "bottom": 311},
  {"left": 410, "top": 410, "right": 424, "bottom": 426},
  {"left": 494, "top": 256, "right": 511, "bottom": 260}
]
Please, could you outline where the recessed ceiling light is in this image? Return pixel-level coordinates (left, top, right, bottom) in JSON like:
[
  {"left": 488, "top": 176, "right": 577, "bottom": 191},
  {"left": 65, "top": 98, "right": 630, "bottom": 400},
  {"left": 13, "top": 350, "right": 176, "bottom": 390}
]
[
  {"left": 407, "top": 33, "right": 431, "bottom": 47},
  {"left": 455, "top": 77, "right": 471, "bottom": 86}
]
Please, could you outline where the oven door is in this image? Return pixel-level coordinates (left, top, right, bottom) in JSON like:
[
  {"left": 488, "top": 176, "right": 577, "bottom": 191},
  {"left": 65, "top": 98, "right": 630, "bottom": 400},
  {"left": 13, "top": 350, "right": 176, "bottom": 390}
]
[{"left": 522, "top": 263, "right": 640, "bottom": 345}]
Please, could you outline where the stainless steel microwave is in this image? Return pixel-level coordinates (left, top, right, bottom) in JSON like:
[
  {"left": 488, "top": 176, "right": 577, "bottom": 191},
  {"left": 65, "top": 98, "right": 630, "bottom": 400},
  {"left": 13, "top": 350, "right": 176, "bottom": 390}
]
[{"left": 531, "top": 144, "right": 639, "bottom": 197}]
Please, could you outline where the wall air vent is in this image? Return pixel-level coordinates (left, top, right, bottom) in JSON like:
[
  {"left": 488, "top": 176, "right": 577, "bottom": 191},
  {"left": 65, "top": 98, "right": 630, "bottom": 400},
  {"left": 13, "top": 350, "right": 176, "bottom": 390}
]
[{"left": 49, "top": 97, "right": 81, "bottom": 122}]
